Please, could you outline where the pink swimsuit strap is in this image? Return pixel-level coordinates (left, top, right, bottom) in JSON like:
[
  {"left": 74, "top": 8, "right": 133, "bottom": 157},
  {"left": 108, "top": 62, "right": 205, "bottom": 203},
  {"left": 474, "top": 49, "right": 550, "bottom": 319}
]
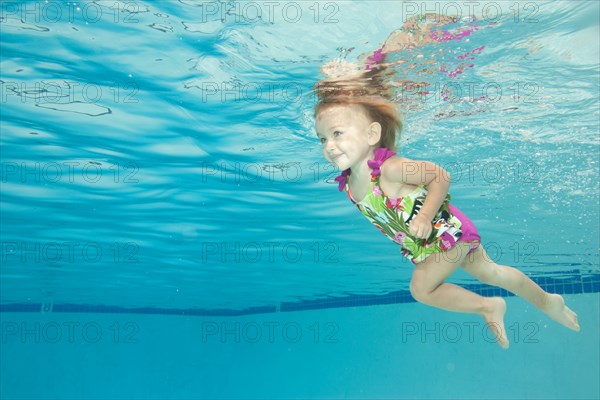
[{"left": 367, "top": 147, "right": 396, "bottom": 177}]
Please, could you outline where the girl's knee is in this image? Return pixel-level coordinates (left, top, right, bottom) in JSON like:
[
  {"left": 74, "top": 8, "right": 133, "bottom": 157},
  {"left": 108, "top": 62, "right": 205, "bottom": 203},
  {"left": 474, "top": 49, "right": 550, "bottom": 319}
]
[
  {"left": 409, "top": 284, "right": 428, "bottom": 303},
  {"left": 409, "top": 273, "right": 432, "bottom": 303}
]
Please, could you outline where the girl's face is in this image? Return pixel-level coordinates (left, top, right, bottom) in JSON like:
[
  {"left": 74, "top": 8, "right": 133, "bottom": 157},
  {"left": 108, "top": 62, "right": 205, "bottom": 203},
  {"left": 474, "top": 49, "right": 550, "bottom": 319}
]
[{"left": 315, "top": 104, "right": 379, "bottom": 171}]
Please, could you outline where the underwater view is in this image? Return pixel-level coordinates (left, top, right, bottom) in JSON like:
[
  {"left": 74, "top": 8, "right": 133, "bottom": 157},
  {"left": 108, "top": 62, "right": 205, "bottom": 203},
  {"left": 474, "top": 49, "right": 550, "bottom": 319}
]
[{"left": 1, "top": 0, "right": 599, "bottom": 399}]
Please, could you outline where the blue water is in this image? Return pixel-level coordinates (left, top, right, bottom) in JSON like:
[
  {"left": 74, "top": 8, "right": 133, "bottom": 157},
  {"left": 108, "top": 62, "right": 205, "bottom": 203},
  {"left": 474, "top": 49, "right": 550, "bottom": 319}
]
[{"left": 1, "top": 1, "right": 599, "bottom": 399}]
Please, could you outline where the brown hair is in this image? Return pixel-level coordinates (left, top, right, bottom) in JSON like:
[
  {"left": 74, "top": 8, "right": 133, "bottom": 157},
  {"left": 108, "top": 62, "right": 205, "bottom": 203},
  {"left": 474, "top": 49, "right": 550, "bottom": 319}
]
[{"left": 313, "top": 67, "right": 403, "bottom": 151}]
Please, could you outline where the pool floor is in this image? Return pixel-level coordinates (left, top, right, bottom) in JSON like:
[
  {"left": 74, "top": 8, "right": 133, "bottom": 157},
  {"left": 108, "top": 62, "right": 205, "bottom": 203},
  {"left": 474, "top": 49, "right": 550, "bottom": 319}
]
[{"left": 1, "top": 293, "right": 598, "bottom": 399}]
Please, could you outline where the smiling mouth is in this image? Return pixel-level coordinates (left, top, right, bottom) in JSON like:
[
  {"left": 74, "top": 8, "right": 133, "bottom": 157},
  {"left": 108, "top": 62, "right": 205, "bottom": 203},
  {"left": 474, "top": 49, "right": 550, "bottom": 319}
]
[{"left": 331, "top": 154, "right": 343, "bottom": 161}]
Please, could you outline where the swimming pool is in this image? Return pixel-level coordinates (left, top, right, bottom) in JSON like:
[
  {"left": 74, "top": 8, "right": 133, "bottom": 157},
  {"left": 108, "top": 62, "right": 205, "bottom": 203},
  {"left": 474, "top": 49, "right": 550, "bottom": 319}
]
[{"left": 1, "top": 0, "right": 598, "bottom": 398}]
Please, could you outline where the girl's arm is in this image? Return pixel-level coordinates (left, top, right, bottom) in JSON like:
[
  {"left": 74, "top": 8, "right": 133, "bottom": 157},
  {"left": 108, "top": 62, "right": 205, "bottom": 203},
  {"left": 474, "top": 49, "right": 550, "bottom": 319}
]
[{"left": 382, "top": 157, "right": 450, "bottom": 238}]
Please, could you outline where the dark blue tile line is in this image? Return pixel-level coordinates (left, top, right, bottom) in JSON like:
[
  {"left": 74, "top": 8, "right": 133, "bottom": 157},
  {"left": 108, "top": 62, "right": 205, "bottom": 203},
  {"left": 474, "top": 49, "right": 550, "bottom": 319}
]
[
  {"left": 1, "top": 273, "right": 598, "bottom": 316},
  {"left": 0, "top": 303, "right": 41, "bottom": 312},
  {"left": 52, "top": 304, "right": 277, "bottom": 316}
]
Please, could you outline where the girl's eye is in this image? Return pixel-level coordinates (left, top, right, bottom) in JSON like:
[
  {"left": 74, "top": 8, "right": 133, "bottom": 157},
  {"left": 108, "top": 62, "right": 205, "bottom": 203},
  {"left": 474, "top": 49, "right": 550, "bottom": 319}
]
[{"left": 318, "top": 131, "right": 341, "bottom": 144}]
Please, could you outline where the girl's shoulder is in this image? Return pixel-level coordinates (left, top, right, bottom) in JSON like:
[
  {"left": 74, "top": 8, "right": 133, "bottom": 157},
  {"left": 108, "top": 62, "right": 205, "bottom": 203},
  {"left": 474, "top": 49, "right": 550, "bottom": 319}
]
[
  {"left": 379, "top": 155, "right": 424, "bottom": 198},
  {"left": 381, "top": 155, "right": 445, "bottom": 188},
  {"left": 380, "top": 155, "right": 415, "bottom": 183}
]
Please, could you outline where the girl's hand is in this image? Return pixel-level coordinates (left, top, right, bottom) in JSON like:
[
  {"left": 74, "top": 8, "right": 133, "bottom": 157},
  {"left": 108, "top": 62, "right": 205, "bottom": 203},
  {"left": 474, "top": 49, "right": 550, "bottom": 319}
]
[{"left": 409, "top": 214, "right": 433, "bottom": 239}]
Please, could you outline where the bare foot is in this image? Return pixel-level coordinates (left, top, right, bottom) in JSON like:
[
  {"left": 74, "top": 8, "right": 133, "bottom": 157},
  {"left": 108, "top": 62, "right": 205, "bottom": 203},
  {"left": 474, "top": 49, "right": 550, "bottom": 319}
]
[
  {"left": 481, "top": 297, "right": 509, "bottom": 349},
  {"left": 542, "top": 293, "right": 580, "bottom": 332}
]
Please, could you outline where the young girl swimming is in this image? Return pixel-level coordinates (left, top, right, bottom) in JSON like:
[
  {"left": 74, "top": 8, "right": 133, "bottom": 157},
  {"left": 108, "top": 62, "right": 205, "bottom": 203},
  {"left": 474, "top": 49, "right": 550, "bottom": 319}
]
[{"left": 314, "top": 17, "right": 580, "bottom": 349}]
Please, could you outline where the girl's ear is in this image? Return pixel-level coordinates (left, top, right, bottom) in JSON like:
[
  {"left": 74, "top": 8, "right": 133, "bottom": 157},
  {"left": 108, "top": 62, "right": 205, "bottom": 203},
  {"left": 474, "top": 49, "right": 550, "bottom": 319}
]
[{"left": 367, "top": 122, "right": 382, "bottom": 146}]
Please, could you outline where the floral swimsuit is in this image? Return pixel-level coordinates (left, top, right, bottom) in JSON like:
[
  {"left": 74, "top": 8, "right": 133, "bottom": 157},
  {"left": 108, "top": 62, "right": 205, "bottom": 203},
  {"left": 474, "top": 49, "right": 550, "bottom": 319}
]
[{"left": 335, "top": 147, "right": 481, "bottom": 265}]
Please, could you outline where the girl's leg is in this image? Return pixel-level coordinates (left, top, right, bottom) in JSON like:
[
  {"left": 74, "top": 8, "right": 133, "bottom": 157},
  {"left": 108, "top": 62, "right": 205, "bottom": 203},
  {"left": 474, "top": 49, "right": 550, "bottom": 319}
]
[
  {"left": 410, "top": 242, "right": 509, "bottom": 348},
  {"left": 461, "top": 244, "right": 580, "bottom": 331}
]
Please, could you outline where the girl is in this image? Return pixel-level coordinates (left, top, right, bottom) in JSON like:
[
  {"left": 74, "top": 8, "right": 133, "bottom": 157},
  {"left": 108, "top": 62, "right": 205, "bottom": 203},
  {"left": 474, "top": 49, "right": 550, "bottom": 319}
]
[{"left": 314, "top": 19, "right": 580, "bottom": 349}]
